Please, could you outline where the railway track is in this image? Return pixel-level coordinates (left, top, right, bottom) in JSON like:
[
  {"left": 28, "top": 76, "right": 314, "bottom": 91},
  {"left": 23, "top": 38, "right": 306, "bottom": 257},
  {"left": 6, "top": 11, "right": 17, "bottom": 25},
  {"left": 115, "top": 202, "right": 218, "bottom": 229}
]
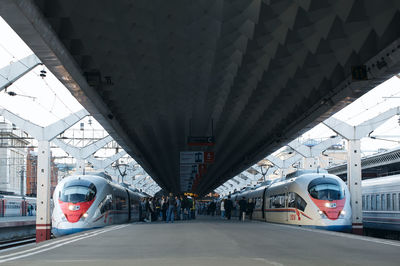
[{"left": 0, "top": 236, "right": 36, "bottom": 250}]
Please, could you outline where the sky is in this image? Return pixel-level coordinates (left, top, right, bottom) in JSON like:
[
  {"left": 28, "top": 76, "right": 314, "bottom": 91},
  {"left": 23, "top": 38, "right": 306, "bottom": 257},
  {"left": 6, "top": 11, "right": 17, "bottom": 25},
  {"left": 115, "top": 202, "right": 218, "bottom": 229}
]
[{"left": 1, "top": 16, "right": 400, "bottom": 164}]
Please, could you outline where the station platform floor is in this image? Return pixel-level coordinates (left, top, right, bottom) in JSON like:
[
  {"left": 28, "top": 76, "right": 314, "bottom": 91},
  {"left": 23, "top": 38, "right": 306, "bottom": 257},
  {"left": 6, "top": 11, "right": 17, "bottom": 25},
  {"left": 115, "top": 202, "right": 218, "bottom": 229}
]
[
  {"left": 0, "top": 215, "right": 399, "bottom": 266},
  {"left": 0, "top": 216, "right": 35, "bottom": 227}
]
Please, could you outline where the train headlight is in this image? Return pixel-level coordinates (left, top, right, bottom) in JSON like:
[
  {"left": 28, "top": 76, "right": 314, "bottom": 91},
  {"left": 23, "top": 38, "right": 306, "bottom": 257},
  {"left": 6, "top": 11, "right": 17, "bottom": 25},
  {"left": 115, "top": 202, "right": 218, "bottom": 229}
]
[
  {"left": 318, "top": 210, "right": 326, "bottom": 218},
  {"left": 324, "top": 202, "right": 330, "bottom": 208},
  {"left": 68, "top": 205, "right": 74, "bottom": 211},
  {"left": 340, "top": 210, "right": 346, "bottom": 217},
  {"left": 83, "top": 213, "right": 88, "bottom": 218}
]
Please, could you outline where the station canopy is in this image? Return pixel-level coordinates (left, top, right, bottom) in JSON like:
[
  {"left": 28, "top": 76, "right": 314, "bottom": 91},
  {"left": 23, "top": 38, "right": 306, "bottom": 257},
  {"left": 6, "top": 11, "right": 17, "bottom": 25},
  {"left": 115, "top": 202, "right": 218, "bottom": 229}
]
[{"left": 2, "top": 0, "right": 400, "bottom": 194}]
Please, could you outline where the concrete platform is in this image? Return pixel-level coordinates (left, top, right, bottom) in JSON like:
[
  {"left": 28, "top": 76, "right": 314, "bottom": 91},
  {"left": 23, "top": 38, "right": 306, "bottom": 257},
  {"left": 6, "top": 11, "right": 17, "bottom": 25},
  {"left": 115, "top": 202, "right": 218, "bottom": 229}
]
[
  {"left": 0, "top": 216, "right": 35, "bottom": 228},
  {"left": 0, "top": 217, "right": 36, "bottom": 241},
  {"left": 0, "top": 216, "right": 399, "bottom": 265}
]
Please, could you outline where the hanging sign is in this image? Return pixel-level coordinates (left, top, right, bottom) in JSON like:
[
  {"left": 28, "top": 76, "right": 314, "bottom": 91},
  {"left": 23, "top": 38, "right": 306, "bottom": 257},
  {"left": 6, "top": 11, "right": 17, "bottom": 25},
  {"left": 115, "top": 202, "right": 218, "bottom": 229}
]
[
  {"left": 204, "top": 152, "right": 215, "bottom": 163},
  {"left": 180, "top": 152, "right": 204, "bottom": 164},
  {"left": 187, "top": 136, "right": 215, "bottom": 146}
]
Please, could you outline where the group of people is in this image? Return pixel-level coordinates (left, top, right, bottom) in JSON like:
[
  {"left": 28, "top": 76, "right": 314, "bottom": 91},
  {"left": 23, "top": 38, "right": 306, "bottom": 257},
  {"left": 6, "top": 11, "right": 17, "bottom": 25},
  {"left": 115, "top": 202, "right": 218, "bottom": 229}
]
[
  {"left": 204, "top": 196, "right": 255, "bottom": 220},
  {"left": 141, "top": 194, "right": 255, "bottom": 223},
  {"left": 141, "top": 193, "right": 196, "bottom": 223}
]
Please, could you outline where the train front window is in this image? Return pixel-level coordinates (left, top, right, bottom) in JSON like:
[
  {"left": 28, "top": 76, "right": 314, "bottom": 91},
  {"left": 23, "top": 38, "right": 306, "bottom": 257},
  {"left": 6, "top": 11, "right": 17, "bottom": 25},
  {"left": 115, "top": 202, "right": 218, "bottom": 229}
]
[
  {"left": 60, "top": 180, "right": 96, "bottom": 203},
  {"left": 308, "top": 178, "right": 344, "bottom": 201}
]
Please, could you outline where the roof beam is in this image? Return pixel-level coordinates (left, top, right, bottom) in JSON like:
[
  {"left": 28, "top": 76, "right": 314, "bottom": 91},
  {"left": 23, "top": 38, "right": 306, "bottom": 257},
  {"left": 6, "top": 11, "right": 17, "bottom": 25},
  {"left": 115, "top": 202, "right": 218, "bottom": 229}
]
[{"left": 0, "top": 54, "right": 42, "bottom": 92}]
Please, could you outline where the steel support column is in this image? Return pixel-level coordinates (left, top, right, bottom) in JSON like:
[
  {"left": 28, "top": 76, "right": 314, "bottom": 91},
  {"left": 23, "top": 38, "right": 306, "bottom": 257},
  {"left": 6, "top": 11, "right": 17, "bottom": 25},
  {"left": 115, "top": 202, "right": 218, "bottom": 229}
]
[
  {"left": 348, "top": 139, "right": 363, "bottom": 235},
  {"left": 36, "top": 140, "right": 51, "bottom": 242}
]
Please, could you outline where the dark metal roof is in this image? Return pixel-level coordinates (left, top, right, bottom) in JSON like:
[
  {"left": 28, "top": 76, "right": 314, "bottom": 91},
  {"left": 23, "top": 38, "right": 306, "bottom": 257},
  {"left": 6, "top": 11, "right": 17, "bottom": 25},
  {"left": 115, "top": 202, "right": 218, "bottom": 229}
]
[{"left": 2, "top": 0, "right": 400, "bottom": 194}]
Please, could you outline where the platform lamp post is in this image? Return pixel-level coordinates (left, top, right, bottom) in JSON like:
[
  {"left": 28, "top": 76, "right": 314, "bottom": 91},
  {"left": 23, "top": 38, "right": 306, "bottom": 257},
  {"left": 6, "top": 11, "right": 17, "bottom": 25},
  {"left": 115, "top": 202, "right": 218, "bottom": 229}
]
[
  {"left": 114, "top": 162, "right": 128, "bottom": 183},
  {"left": 259, "top": 164, "right": 269, "bottom": 182}
]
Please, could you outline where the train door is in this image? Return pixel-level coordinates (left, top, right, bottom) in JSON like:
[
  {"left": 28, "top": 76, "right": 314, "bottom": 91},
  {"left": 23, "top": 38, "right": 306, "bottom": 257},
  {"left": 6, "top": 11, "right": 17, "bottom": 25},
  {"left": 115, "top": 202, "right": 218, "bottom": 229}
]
[
  {"left": 0, "top": 199, "right": 3, "bottom": 217},
  {"left": 285, "top": 186, "right": 289, "bottom": 222},
  {"left": 126, "top": 190, "right": 131, "bottom": 222},
  {"left": 262, "top": 188, "right": 267, "bottom": 220}
]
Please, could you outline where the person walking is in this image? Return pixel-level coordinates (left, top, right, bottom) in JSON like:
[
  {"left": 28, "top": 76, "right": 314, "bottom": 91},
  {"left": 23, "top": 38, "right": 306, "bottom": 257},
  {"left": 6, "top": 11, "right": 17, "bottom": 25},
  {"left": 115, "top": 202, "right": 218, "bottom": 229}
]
[
  {"left": 148, "top": 198, "right": 155, "bottom": 222},
  {"left": 247, "top": 199, "right": 255, "bottom": 220},
  {"left": 238, "top": 197, "right": 247, "bottom": 221},
  {"left": 220, "top": 199, "right": 225, "bottom": 219},
  {"left": 166, "top": 193, "right": 176, "bottom": 223},
  {"left": 209, "top": 200, "right": 216, "bottom": 216},
  {"left": 161, "top": 196, "right": 168, "bottom": 221},
  {"left": 176, "top": 196, "right": 181, "bottom": 220},
  {"left": 224, "top": 196, "right": 233, "bottom": 220}
]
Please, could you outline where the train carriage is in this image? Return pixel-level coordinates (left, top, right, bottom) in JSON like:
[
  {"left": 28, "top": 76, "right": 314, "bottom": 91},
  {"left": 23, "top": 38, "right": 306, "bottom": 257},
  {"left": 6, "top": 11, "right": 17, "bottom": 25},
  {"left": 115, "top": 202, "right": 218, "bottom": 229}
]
[{"left": 362, "top": 175, "right": 400, "bottom": 233}]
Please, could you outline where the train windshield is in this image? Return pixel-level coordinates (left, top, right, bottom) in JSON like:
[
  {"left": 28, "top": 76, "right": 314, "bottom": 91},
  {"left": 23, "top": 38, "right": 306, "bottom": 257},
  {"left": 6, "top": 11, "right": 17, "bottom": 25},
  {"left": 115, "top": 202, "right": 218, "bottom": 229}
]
[
  {"left": 60, "top": 180, "right": 97, "bottom": 203},
  {"left": 308, "top": 177, "right": 344, "bottom": 201}
]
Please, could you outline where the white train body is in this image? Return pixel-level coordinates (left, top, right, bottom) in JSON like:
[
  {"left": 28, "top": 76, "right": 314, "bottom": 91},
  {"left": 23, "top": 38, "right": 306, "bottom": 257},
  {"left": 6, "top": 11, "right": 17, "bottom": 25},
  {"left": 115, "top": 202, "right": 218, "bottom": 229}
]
[
  {"left": 0, "top": 195, "right": 36, "bottom": 217},
  {"left": 244, "top": 171, "right": 352, "bottom": 231},
  {"left": 52, "top": 173, "right": 143, "bottom": 236},
  {"left": 362, "top": 175, "right": 400, "bottom": 232}
]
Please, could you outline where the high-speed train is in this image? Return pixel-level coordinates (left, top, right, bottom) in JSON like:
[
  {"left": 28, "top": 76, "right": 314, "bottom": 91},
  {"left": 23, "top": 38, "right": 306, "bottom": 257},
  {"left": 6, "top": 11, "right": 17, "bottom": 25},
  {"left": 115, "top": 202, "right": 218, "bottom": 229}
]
[
  {"left": 52, "top": 172, "right": 144, "bottom": 236},
  {"left": 238, "top": 170, "right": 352, "bottom": 231}
]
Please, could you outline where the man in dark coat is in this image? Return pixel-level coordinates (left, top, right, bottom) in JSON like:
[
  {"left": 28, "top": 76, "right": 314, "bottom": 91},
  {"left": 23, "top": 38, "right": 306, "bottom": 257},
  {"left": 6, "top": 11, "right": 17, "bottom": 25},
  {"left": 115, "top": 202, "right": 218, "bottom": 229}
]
[
  {"left": 224, "top": 196, "right": 233, "bottom": 220},
  {"left": 238, "top": 197, "right": 247, "bottom": 221},
  {"left": 247, "top": 199, "right": 255, "bottom": 220}
]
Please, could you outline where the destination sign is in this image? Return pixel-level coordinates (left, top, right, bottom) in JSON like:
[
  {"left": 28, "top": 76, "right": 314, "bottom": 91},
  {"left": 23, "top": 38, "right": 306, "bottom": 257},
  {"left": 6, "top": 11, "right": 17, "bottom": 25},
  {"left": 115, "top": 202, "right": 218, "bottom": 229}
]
[
  {"left": 187, "top": 136, "right": 215, "bottom": 146},
  {"left": 180, "top": 151, "right": 204, "bottom": 164}
]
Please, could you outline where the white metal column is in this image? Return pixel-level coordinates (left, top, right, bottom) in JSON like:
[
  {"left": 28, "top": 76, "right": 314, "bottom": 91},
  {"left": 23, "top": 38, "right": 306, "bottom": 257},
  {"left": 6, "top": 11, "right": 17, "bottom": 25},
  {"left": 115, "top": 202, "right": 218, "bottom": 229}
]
[
  {"left": 348, "top": 139, "right": 363, "bottom": 234},
  {"left": 36, "top": 141, "right": 51, "bottom": 242}
]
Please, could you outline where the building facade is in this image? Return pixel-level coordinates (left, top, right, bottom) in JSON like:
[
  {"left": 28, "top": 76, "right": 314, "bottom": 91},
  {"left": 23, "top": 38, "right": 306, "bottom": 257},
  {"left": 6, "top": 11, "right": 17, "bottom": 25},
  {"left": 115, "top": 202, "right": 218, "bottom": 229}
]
[
  {"left": 0, "top": 122, "right": 29, "bottom": 195},
  {"left": 26, "top": 148, "right": 58, "bottom": 197}
]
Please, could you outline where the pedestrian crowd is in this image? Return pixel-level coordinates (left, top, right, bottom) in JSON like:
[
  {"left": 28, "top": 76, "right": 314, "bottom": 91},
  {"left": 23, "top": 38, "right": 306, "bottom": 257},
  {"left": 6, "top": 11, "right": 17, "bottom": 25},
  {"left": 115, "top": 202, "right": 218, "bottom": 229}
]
[
  {"left": 201, "top": 196, "right": 255, "bottom": 221},
  {"left": 141, "top": 193, "right": 196, "bottom": 223}
]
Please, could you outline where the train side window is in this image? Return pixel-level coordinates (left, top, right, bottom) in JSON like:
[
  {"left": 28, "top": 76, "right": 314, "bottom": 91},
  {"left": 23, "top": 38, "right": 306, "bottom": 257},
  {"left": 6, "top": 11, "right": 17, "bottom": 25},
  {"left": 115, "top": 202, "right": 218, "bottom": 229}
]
[
  {"left": 381, "top": 194, "right": 385, "bottom": 211},
  {"left": 271, "top": 194, "right": 285, "bottom": 208},
  {"left": 393, "top": 194, "right": 398, "bottom": 211},
  {"left": 397, "top": 193, "right": 400, "bottom": 211},
  {"left": 366, "top": 195, "right": 370, "bottom": 210},
  {"left": 287, "top": 192, "right": 306, "bottom": 211},
  {"left": 376, "top": 195, "right": 381, "bottom": 210},
  {"left": 288, "top": 192, "right": 295, "bottom": 208},
  {"left": 371, "top": 195, "right": 375, "bottom": 210},
  {"left": 295, "top": 194, "right": 307, "bottom": 212},
  {"left": 387, "top": 194, "right": 391, "bottom": 211},
  {"left": 362, "top": 196, "right": 365, "bottom": 210}
]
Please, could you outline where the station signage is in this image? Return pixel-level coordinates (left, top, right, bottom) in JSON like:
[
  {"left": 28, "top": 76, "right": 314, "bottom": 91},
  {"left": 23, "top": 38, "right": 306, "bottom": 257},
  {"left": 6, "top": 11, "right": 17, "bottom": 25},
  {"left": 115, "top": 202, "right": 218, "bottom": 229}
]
[
  {"left": 180, "top": 164, "right": 198, "bottom": 175},
  {"left": 180, "top": 151, "right": 215, "bottom": 164},
  {"left": 180, "top": 151, "right": 204, "bottom": 164},
  {"left": 180, "top": 151, "right": 215, "bottom": 190},
  {"left": 187, "top": 136, "right": 215, "bottom": 146},
  {"left": 204, "top": 152, "right": 214, "bottom": 163},
  {"left": 198, "top": 164, "right": 207, "bottom": 175}
]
